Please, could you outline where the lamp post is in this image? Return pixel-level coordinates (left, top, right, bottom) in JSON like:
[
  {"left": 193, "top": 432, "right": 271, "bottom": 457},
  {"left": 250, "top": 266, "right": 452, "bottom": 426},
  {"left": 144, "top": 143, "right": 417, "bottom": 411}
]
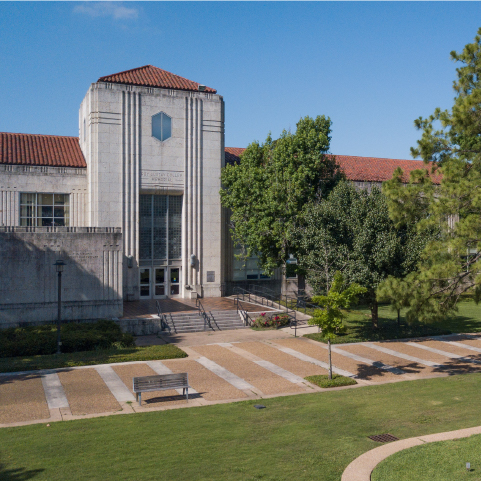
[{"left": 53, "top": 260, "right": 66, "bottom": 354}]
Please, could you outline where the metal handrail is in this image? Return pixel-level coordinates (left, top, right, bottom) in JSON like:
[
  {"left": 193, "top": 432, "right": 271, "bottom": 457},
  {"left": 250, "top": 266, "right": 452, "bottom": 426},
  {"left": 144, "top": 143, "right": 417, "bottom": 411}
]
[
  {"left": 209, "top": 311, "right": 220, "bottom": 330},
  {"left": 196, "top": 298, "right": 213, "bottom": 331},
  {"left": 169, "top": 313, "right": 177, "bottom": 333},
  {"left": 234, "top": 297, "right": 254, "bottom": 326},
  {"left": 156, "top": 300, "right": 171, "bottom": 333}
]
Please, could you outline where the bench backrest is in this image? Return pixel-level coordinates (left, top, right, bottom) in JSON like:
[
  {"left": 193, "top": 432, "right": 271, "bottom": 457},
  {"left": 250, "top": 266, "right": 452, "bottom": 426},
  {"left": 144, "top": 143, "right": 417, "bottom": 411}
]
[{"left": 133, "top": 373, "right": 188, "bottom": 392}]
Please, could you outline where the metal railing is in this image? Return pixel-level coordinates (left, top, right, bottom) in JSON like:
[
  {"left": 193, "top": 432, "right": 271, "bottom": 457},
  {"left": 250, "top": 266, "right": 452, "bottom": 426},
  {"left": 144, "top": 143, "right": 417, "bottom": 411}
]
[
  {"left": 196, "top": 298, "right": 213, "bottom": 331},
  {"left": 156, "top": 301, "right": 171, "bottom": 333},
  {"left": 232, "top": 285, "right": 324, "bottom": 336},
  {"left": 232, "top": 286, "right": 298, "bottom": 321},
  {"left": 233, "top": 297, "right": 255, "bottom": 326}
]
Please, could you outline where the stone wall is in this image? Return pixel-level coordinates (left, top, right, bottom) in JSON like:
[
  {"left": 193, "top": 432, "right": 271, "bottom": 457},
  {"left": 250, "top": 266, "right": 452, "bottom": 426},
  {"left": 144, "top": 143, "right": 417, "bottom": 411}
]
[{"left": 0, "top": 227, "right": 122, "bottom": 327}]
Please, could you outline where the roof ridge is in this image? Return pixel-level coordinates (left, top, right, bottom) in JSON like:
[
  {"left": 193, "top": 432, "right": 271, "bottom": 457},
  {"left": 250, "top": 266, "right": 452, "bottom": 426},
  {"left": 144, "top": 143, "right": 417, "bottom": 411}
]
[
  {"left": 97, "top": 64, "right": 153, "bottom": 81},
  {"left": 97, "top": 65, "right": 216, "bottom": 93},
  {"left": 0, "top": 131, "right": 80, "bottom": 140},
  {"left": 225, "top": 148, "right": 425, "bottom": 163}
]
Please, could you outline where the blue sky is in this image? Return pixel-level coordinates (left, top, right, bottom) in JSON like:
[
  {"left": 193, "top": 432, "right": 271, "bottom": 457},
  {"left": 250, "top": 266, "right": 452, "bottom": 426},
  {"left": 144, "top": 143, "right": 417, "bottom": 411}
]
[{"left": 0, "top": 2, "right": 480, "bottom": 159}]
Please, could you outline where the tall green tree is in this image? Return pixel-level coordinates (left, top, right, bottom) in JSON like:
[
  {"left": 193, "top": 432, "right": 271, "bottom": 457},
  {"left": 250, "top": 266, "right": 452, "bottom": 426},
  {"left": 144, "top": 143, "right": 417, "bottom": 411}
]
[
  {"left": 309, "top": 272, "right": 366, "bottom": 379},
  {"left": 297, "top": 181, "right": 432, "bottom": 327},
  {"left": 381, "top": 28, "right": 481, "bottom": 322},
  {"left": 220, "top": 116, "right": 343, "bottom": 272}
]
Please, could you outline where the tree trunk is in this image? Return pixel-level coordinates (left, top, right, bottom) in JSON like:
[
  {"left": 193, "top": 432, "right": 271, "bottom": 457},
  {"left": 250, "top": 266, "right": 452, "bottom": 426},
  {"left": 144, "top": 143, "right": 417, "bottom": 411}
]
[
  {"left": 371, "top": 300, "right": 379, "bottom": 329},
  {"left": 397, "top": 308, "right": 400, "bottom": 327},
  {"left": 328, "top": 339, "right": 332, "bottom": 380}
]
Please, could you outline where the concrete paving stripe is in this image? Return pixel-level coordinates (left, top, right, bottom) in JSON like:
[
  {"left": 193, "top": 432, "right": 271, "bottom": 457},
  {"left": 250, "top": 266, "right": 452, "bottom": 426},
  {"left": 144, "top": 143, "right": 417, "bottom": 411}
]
[
  {"left": 41, "top": 372, "right": 70, "bottom": 409},
  {"left": 216, "top": 343, "right": 234, "bottom": 348},
  {"left": 195, "top": 357, "right": 256, "bottom": 391},
  {"left": 273, "top": 346, "right": 355, "bottom": 378},
  {"left": 253, "top": 360, "right": 308, "bottom": 385},
  {"left": 445, "top": 341, "right": 481, "bottom": 353},
  {"left": 324, "top": 345, "right": 406, "bottom": 375},
  {"left": 361, "top": 343, "right": 440, "bottom": 368},
  {"left": 146, "top": 361, "right": 198, "bottom": 395},
  {"left": 406, "top": 342, "right": 481, "bottom": 365},
  {"left": 95, "top": 365, "right": 135, "bottom": 402}
]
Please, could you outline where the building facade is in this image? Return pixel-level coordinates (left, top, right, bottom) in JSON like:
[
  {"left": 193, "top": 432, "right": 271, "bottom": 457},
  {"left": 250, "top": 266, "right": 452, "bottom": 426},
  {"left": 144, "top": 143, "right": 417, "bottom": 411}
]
[{"left": 0, "top": 65, "right": 433, "bottom": 323}]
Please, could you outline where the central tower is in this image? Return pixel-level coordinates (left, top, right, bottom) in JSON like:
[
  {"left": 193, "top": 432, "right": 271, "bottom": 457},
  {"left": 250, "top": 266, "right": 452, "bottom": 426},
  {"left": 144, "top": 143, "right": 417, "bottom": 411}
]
[{"left": 78, "top": 65, "right": 225, "bottom": 300}]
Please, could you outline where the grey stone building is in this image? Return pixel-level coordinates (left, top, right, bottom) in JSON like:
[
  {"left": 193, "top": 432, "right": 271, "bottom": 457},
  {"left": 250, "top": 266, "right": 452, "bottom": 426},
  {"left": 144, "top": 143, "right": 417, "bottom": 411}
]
[{"left": 0, "top": 65, "right": 431, "bottom": 323}]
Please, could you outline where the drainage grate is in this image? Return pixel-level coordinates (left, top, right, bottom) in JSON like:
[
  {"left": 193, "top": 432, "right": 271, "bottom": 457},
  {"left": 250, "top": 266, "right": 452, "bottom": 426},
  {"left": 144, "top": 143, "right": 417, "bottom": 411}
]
[{"left": 368, "top": 434, "right": 399, "bottom": 443}]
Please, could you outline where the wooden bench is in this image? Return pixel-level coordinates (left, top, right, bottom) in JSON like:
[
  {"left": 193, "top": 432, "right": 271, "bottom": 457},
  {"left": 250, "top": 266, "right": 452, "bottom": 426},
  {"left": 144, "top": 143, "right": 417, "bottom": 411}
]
[{"left": 133, "top": 373, "right": 190, "bottom": 406}]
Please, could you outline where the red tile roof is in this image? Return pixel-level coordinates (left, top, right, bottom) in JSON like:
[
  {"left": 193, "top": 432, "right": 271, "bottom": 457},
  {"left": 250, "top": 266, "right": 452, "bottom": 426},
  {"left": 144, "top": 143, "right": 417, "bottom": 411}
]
[
  {"left": 224, "top": 148, "right": 440, "bottom": 184},
  {"left": 98, "top": 65, "right": 217, "bottom": 93},
  {"left": 0, "top": 132, "right": 86, "bottom": 168}
]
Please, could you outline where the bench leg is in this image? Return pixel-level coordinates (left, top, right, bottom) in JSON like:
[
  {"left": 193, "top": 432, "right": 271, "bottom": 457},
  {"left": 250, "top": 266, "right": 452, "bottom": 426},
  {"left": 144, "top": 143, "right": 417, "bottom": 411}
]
[{"left": 186, "top": 388, "right": 188, "bottom": 401}]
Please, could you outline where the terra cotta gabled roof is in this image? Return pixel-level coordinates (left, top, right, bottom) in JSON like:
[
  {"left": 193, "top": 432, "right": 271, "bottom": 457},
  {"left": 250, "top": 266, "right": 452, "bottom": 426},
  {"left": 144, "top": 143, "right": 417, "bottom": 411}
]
[
  {"left": 98, "top": 65, "right": 217, "bottom": 93},
  {"left": 224, "top": 148, "right": 440, "bottom": 184},
  {"left": 0, "top": 132, "right": 86, "bottom": 168}
]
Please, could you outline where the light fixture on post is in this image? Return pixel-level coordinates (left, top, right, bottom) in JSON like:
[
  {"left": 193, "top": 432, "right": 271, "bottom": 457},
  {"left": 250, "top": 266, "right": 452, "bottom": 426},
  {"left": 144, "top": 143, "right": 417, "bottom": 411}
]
[{"left": 53, "top": 259, "right": 66, "bottom": 355}]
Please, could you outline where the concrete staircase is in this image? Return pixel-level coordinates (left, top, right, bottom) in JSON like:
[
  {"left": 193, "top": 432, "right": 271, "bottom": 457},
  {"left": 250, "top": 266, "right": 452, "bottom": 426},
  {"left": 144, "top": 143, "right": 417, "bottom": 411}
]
[
  {"left": 164, "top": 312, "right": 208, "bottom": 333},
  {"left": 162, "top": 310, "right": 245, "bottom": 333},
  {"left": 209, "top": 310, "right": 246, "bottom": 331}
]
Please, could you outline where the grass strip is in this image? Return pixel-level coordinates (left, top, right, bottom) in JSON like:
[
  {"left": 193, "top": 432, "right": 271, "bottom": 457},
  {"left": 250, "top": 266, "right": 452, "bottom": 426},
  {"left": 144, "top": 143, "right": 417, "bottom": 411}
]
[
  {"left": 0, "top": 344, "right": 187, "bottom": 373},
  {"left": 301, "top": 301, "right": 481, "bottom": 344},
  {"left": 3, "top": 374, "right": 481, "bottom": 480},
  {"left": 371, "top": 433, "right": 481, "bottom": 480},
  {"left": 305, "top": 374, "right": 357, "bottom": 388}
]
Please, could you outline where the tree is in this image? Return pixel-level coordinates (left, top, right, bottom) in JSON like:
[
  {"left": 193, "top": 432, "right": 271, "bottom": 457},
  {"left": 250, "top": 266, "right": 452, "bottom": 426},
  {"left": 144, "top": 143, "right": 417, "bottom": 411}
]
[
  {"left": 297, "top": 181, "right": 433, "bottom": 328},
  {"left": 381, "top": 28, "right": 481, "bottom": 322},
  {"left": 376, "top": 277, "right": 412, "bottom": 326},
  {"left": 220, "top": 116, "right": 343, "bottom": 273},
  {"left": 309, "top": 272, "right": 366, "bottom": 379}
]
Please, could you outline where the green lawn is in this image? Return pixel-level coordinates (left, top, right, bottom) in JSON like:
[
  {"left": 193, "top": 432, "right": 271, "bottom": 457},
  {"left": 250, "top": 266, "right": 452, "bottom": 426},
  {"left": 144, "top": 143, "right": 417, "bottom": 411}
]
[
  {"left": 305, "top": 300, "right": 481, "bottom": 344},
  {"left": 3, "top": 374, "right": 481, "bottom": 480},
  {"left": 372, "top": 434, "right": 481, "bottom": 480},
  {"left": 0, "top": 344, "right": 187, "bottom": 373}
]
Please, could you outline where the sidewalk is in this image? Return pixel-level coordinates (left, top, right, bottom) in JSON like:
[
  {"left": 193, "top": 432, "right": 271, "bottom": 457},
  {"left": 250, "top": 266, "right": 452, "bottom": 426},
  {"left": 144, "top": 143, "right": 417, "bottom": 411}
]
[{"left": 341, "top": 425, "right": 481, "bottom": 481}]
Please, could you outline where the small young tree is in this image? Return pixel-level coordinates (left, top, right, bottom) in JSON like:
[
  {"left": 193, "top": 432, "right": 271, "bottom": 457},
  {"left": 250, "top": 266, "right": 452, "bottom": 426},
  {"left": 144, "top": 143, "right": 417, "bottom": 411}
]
[
  {"left": 377, "top": 277, "right": 412, "bottom": 327},
  {"left": 309, "top": 272, "right": 366, "bottom": 379}
]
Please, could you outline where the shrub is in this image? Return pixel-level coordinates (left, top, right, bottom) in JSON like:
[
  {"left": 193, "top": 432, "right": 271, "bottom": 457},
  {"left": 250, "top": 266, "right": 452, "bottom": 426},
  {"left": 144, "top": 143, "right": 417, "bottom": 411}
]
[
  {"left": 251, "top": 313, "right": 290, "bottom": 329},
  {"left": 0, "top": 320, "right": 135, "bottom": 358},
  {"left": 304, "top": 374, "right": 357, "bottom": 388}
]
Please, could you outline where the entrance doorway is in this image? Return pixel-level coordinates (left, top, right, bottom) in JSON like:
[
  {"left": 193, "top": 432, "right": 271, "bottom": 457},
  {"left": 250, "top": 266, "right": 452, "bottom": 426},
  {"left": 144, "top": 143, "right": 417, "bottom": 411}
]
[{"left": 139, "top": 267, "right": 181, "bottom": 299}]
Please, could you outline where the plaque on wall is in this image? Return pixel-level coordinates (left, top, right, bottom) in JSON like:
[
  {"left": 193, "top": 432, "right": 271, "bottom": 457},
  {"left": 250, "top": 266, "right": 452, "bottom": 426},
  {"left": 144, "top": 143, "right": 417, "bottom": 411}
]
[
  {"left": 206, "top": 271, "right": 215, "bottom": 283},
  {"left": 141, "top": 170, "right": 184, "bottom": 189}
]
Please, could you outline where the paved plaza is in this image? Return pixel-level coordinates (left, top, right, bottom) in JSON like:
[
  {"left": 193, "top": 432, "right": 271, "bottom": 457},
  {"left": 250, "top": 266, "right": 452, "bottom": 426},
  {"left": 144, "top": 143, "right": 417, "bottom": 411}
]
[{"left": 3, "top": 331, "right": 481, "bottom": 427}]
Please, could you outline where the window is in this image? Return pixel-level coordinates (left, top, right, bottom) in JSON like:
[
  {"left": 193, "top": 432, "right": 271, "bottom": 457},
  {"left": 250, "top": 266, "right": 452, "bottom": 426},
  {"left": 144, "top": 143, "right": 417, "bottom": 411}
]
[
  {"left": 233, "top": 247, "right": 271, "bottom": 280},
  {"left": 20, "top": 193, "right": 69, "bottom": 227},
  {"left": 152, "top": 112, "right": 172, "bottom": 142},
  {"left": 139, "top": 194, "right": 182, "bottom": 261}
]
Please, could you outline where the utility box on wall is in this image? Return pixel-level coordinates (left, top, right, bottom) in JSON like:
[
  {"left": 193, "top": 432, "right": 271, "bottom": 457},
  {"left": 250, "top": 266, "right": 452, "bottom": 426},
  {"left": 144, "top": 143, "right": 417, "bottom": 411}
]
[{"left": 0, "top": 227, "right": 123, "bottom": 327}]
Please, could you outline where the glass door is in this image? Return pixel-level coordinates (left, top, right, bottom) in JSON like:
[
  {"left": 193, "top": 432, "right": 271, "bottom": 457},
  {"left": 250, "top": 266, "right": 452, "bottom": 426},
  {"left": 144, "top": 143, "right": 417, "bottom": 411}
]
[
  {"left": 170, "top": 268, "right": 180, "bottom": 296},
  {"left": 154, "top": 268, "right": 166, "bottom": 298},
  {"left": 139, "top": 268, "right": 151, "bottom": 299}
]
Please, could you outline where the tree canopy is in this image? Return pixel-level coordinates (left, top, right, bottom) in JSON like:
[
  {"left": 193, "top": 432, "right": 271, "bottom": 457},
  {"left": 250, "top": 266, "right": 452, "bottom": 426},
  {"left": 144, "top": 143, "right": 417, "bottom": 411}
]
[
  {"left": 297, "top": 181, "right": 433, "bottom": 327},
  {"left": 381, "top": 28, "right": 481, "bottom": 322},
  {"left": 220, "top": 116, "right": 343, "bottom": 272}
]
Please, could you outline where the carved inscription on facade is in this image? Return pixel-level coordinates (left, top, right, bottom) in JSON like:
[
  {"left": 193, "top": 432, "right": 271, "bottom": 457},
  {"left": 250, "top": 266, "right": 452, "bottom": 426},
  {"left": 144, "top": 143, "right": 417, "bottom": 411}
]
[{"left": 141, "top": 170, "right": 184, "bottom": 189}]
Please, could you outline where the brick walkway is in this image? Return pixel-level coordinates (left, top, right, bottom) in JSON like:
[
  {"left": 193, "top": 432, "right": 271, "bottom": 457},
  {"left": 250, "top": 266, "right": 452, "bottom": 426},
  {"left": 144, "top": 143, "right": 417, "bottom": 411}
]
[{"left": 3, "top": 332, "right": 481, "bottom": 427}]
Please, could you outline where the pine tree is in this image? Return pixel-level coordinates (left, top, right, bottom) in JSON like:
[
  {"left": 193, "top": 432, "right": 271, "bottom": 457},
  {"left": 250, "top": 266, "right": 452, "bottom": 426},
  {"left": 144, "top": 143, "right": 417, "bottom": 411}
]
[{"left": 381, "top": 28, "right": 481, "bottom": 322}]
